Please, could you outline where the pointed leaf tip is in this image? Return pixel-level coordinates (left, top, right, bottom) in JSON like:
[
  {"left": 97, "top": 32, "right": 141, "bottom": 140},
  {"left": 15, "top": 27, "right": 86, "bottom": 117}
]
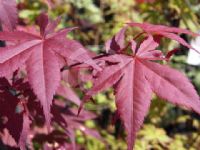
[{"left": 36, "top": 13, "right": 49, "bottom": 36}]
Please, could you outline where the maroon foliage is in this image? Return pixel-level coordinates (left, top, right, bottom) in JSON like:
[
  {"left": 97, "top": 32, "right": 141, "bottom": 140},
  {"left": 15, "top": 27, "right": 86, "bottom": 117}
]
[{"left": 0, "top": 3, "right": 199, "bottom": 150}]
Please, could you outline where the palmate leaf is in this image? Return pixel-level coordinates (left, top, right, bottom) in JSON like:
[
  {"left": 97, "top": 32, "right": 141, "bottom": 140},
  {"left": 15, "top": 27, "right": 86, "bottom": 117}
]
[
  {"left": 0, "top": 0, "right": 17, "bottom": 30},
  {"left": 83, "top": 33, "right": 200, "bottom": 150},
  {"left": 0, "top": 13, "right": 99, "bottom": 128}
]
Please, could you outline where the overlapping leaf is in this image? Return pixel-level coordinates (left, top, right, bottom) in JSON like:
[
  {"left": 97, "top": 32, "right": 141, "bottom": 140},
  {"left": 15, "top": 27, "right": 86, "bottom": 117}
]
[
  {"left": 0, "top": 76, "right": 30, "bottom": 150},
  {"left": 29, "top": 99, "right": 101, "bottom": 150}
]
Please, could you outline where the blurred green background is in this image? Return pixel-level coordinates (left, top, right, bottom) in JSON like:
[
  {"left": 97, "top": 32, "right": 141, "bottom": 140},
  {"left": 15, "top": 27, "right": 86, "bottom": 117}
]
[{"left": 17, "top": 0, "right": 200, "bottom": 149}]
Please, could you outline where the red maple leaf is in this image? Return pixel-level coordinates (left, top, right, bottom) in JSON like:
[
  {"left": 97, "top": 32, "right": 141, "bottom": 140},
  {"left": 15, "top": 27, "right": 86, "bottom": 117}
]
[
  {"left": 82, "top": 34, "right": 200, "bottom": 150},
  {"left": 0, "top": 13, "right": 99, "bottom": 127},
  {"left": 127, "top": 22, "right": 199, "bottom": 51},
  {"left": 0, "top": 0, "right": 17, "bottom": 30}
]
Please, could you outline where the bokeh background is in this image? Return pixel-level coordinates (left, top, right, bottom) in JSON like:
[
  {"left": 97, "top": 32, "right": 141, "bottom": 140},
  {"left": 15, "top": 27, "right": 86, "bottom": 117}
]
[{"left": 17, "top": 0, "right": 200, "bottom": 149}]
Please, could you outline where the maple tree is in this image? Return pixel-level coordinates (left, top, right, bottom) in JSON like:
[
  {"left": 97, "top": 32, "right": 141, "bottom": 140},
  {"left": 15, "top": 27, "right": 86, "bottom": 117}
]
[{"left": 0, "top": 1, "right": 200, "bottom": 150}]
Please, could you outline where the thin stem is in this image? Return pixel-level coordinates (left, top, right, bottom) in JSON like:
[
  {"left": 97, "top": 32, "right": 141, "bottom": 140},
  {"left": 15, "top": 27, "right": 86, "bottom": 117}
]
[
  {"left": 133, "top": 32, "right": 145, "bottom": 40},
  {"left": 60, "top": 53, "right": 109, "bottom": 72}
]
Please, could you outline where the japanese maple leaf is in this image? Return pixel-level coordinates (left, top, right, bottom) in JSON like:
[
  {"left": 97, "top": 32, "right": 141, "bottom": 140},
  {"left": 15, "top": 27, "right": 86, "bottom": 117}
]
[
  {"left": 127, "top": 22, "right": 199, "bottom": 52},
  {"left": 0, "top": 0, "right": 17, "bottom": 30},
  {"left": 0, "top": 13, "right": 99, "bottom": 127},
  {"left": 83, "top": 35, "right": 200, "bottom": 150}
]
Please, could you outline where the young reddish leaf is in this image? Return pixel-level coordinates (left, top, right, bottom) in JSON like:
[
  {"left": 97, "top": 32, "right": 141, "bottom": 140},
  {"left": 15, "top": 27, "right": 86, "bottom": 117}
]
[
  {"left": 36, "top": 13, "right": 49, "bottom": 36},
  {"left": 128, "top": 22, "right": 199, "bottom": 52},
  {"left": 0, "top": 13, "right": 98, "bottom": 127},
  {"left": 0, "top": 0, "right": 17, "bottom": 30},
  {"left": 105, "top": 27, "right": 127, "bottom": 53},
  {"left": 83, "top": 34, "right": 200, "bottom": 150}
]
